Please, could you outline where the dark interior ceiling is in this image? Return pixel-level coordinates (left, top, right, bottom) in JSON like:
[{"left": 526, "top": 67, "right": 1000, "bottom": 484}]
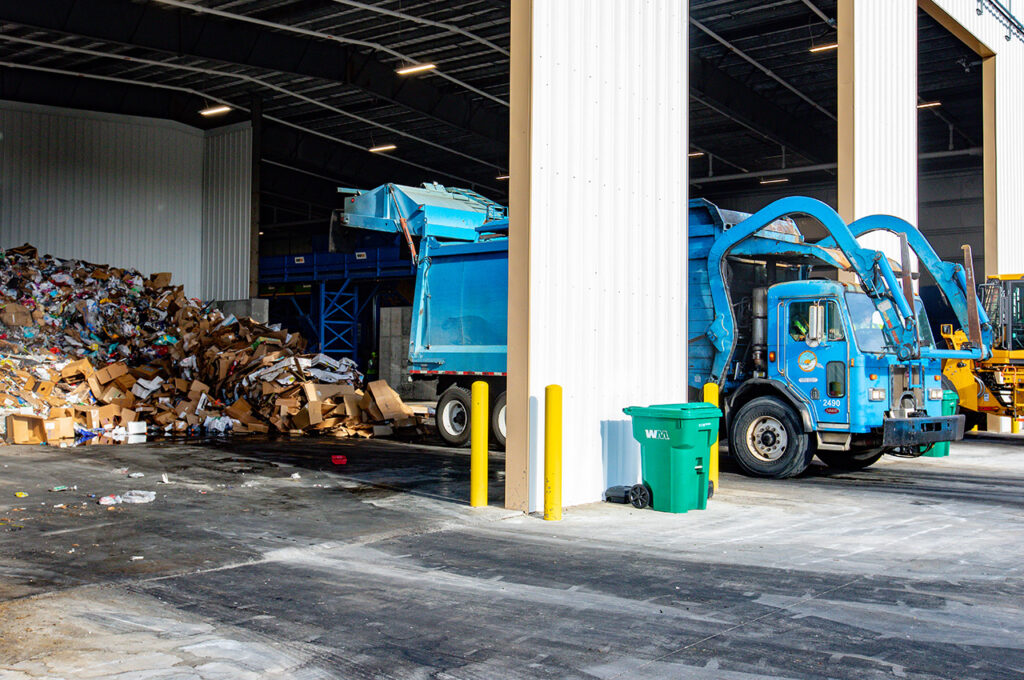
[{"left": 0, "top": 0, "right": 985, "bottom": 240}]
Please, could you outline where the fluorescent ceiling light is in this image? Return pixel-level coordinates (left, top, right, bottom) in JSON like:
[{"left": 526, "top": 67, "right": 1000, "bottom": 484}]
[
  {"left": 199, "top": 104, "right": 232, "bottom": 116},
  {"left": 368, "top": 144, "right": 397, "bottom": 153},
  {"left": 496, "top": 174, "right": 510, "bottom": 180},
  {"left": 259, "top": 231, "right": 264, "bottom": 235},
  {"left": 809, "top": 43, "right": 838, "bottom": 53},
  {"left": 759, "top": 177, "right": 790, "bottom": 185},
  {"left": 917, "top": 100, "right": 942, "bottom": 109},
  {"left": 396, "top": 63, "right": 437, "bottom": 75},
  {"left": 688, "top": 151, "right": 705, "bottom": 158}
]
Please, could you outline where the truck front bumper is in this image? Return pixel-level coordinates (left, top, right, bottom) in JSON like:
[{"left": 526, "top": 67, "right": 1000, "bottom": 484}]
[{"left": 882, "top": 415, "right": 965, "bottom": 447}]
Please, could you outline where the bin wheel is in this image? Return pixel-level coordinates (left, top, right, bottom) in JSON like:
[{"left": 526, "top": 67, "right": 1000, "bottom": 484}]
[{"left": 628, "top": 484, "right": 650, "bottom": 509}]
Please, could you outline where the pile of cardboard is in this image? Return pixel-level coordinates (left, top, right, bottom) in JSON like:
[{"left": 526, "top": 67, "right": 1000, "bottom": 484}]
[{"left": 0, "top": 244, "right": 431, "bottom": 444}]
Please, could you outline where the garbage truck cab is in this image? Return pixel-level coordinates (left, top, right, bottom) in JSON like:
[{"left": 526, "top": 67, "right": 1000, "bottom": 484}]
[
  {"left": 753, "top": 281, "right": 949, "bottom": 470},
  {"left": 690, "top": 196, "right": 988, "bottom": 478}
]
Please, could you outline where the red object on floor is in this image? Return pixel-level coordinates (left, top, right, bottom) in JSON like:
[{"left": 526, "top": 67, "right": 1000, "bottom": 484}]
[{"left": 331, "top": 455, "right": 348, "bottom": 465}]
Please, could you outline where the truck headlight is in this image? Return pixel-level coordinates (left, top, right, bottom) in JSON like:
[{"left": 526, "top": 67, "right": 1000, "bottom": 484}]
[
  {"left": 928, "top": 388, "right": 943, "bottom": 401},
  {"left": 869, "top": 388, "right": 886, "bottom": 402}
]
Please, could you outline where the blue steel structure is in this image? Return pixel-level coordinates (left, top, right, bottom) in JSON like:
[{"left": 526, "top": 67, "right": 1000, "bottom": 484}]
[{"left": 258, "top": 182, "right": 506, "bottom": 358}]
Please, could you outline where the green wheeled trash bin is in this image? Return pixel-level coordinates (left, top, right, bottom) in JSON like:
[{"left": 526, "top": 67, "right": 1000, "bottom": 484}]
[
  {"left": 923, "top": 390, "right": 959, "bottom": 457},
  {"left": 622, "top": 403, "right": 722, "bottom": 513}
]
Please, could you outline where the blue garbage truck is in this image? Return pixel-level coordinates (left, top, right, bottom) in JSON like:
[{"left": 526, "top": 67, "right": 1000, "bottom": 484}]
[{"left": 331, "top": 184, "right": 990, "bottom": 476}]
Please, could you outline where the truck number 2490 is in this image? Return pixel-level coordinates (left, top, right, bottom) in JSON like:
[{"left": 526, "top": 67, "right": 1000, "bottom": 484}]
[{"left": 822, "top": 399, "right": 841, "bottom": 408}]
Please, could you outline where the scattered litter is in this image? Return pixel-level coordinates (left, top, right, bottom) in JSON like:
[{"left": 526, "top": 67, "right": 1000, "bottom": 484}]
[
  {"left": 130, "top": 555, "right": 144, "bottom": 561},
  {"left": 128, "top": 472, "right": 145, "bottom": 478},
  {"left": 121, "top": 490, "right": 156, "bottom": 504},
  {"left": 49, "top": 485, "right": 71, "bottom": 492},
  {"left": 331, "top": 455, "right": 348, "bottom": 465},
  {"left": 98, "top": 494, "right": 122, "bottom": 506},
  {"left": 113, "top": 467, "right": 129, "bottom": 475},
  {"left": 159, "top": 473, "right": 171, "bottom": 484},
  {"left": 14, "top": 491, "right": 27, "bottom": 498},
  {"left": 53, "top": 503, "right": 65, "bottom": 508},
  {"left": 290, "top": 472, "right": 302, "bottom": 480}
]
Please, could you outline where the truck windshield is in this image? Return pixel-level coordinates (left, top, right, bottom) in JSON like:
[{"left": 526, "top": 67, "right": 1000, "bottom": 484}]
[
  {"left": 844, "top": 293, "right": 890, "bottom": 353},
  {"left": 915, "top": 299, "right": 935, "bottom": 348}
]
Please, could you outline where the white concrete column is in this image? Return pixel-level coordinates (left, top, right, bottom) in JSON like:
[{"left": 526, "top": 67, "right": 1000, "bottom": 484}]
[
  {"left": 839, "top": 0, "right": 918, "bottom": 257},
  {"left": 507, "top": 0, "right": 688, "bottom": 511}
]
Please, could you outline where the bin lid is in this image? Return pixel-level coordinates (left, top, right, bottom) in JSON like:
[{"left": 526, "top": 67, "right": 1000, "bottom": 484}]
[
  {"left": 622, "top": 402, "right": 722, "bottom": 420},
  {"left": 942, "top": 389, "right": 959, "bottom": 401}
]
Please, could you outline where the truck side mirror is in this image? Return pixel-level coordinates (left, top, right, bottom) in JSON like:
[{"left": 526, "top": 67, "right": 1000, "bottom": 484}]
[{"left": 807, "top": 303, "right": 824, "bottom": 347}]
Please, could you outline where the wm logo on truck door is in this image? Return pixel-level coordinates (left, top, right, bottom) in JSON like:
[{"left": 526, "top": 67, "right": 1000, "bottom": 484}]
[{"left": 645, "top": 429, "right": 670, "bottom": 440}]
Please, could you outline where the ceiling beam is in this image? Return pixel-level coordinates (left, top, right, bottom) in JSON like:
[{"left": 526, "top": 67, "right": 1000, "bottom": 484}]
[
  {"left": 0, "top": 0, "right": 507, "bottom": 146},
  {"left": 690, "top": 54, "right": 836, "bottom": 165}
]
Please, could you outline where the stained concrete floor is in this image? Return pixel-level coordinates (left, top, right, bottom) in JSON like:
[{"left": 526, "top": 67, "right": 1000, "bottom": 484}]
[{"left": 1, "top": 435, "right": 1023, "bottom": 679}]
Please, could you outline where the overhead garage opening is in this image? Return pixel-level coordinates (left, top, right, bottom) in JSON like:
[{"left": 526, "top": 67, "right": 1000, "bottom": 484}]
[
  {"left": 916, "top": 6, "right": 985, "bottom": 280},
  {"left": 689, "top": 0, "right": 839, "bottom": 215}
]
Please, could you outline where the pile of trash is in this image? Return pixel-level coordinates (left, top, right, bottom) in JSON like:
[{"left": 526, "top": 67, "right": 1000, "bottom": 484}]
[{"left": 0, "top": 244, "right": 431, "bottom": 445}]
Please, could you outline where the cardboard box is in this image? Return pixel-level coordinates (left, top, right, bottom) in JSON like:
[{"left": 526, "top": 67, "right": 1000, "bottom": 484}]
[
  {"left": 43, "top": 417, "right": 75, "bottom": 443},
  {"left": 94, "top": 362, "right": 128, "bottom": 385},
  {"left": 73, "top": 405, "right": 101, "bottom": 429},
  {"left": 61, "top": 359, "right": 94, "bottom": 380},
  {"left": 0, "top": 303, "right": 33, "bottom": 326},
  {"left": 34, "top": 381, "right": 56, "bottom": 398},
  {"left": 368, "top": 381, "right": 413, "bottom": 420},
  {"left": 291, "top": 402, "right": 323, "bottom": 429},
  {"left": 6, "top": 414, "right": 46, "bottom": 444},
  {"left": 149, "top": 272, "right": 172, "bottom": 288}
]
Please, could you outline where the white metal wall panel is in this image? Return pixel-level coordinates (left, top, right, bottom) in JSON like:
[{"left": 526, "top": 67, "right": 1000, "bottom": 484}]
[
  {"left": 201, "top": 123, "right": 252, "bottom": 301},
  {"left": 844, "top": 0, "right": 918, "bottom": 259},
  {"left": 931, "top": 0, "right": 1024, "bottom": 276},
  {"left": 526, "top": 0, "right": 688, "bottom": 509},
  {"left": 0, "top": 100, "right": 205, "bottom": 295}
]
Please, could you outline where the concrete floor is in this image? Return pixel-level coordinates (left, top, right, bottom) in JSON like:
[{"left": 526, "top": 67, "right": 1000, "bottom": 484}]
[{"left": 1, "top": 435, "right": 1023, "bottom": 679}]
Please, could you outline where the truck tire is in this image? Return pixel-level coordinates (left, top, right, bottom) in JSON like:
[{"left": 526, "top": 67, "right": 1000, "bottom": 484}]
[
  {"left": 491, "top": 392, "right": 507, "bottom": 449},
  {"left": 816, "top": 449, "right": 883, "bottom": 471},
  {"left": 729, "top": 397, "right": 813, "bottom": 478},
  {"left": 436, "top": 387, "right": 472, "bottom": 447}
]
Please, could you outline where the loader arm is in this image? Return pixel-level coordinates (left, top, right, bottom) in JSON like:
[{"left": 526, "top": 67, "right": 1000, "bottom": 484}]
[
  {"left": 824, "top": 214, "right": 992, "bottom": 361},
  {"left": 704, "top": 196, "right": 920, "bottom": 385}
]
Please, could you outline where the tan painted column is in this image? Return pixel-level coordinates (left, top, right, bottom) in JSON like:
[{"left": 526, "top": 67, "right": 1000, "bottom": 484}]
[{"left": 507, "top": 0, "right": 689, "bottom": 511}]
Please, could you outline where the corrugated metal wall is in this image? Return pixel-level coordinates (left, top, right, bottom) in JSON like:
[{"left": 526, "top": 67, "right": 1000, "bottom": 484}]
[
  {"left": 521, "top": 0, "right": 688, "bottom": 509},
  {"left": 839, "top": 0, "right": 918, "bottom": 260},
  {"left": 201, "top": 123, "right": 252, "bottom": 301},
  {"left": 931, "top": 0, "right": 1024, "bottom": 277},
  {"left": 0, "top": 100, "right": 205, "bottom": 295}
]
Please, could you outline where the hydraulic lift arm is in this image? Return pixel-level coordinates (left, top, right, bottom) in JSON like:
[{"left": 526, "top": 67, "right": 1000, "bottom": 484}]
[
  {"left": 837, "top": 214, "right": 992, "bottom": 361},
  {"left": 704, "top": 196, "right": 921, "bottom": 385}
]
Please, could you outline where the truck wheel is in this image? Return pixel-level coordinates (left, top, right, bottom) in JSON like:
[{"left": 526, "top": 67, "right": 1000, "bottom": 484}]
[
  {"left": 816, "top": 450, "right": 883, "bottom": 471},
  {"left": 436, "top": 387, "right": 472, "bottom": 447},
  {"left": 730, "top": 397, "right": 812, "bottom": 478},
  {"left": 491, "top": 392, "right": 507, "bottom": 449}
]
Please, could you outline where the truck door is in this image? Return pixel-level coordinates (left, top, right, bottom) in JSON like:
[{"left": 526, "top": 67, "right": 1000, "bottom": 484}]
[{"left": 782, "top": 298, "right": 850, "bottom": 426}]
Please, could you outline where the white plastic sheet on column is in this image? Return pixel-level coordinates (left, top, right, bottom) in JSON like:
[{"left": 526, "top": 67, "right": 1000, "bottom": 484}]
[
  {"left": 525, "top": 0, "right": 688, "bottom": 510},
  {"left": 840, "top": 0, "right": 918, "bottom": 262}
]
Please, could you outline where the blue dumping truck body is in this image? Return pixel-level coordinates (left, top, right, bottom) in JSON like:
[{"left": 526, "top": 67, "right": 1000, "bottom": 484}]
[{"left": 338, "top": 183, "right": 990, "bottom": 476}]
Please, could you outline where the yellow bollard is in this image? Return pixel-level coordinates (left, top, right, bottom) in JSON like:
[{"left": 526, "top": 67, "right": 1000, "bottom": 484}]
[
  {"left": 470, "top": 381, "right": 489, "bottom": 507},
  {"left": 544, "top": 384, "right": 562, "bottom": 521},
  {"left": 1013, "top": 418, "right": 1021, "bottom": 435},
  {"left": 703, "top": 382, "right": 720, "bottom": 494}
]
